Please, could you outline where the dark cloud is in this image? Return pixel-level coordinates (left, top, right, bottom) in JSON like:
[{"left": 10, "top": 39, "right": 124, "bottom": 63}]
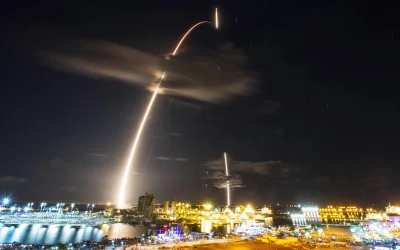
[
  {"left": 204, "top": 157, "right": 295, "bottom": 176},
  {"left": 171, "top": 99, "right": 204, "bottom": 110},
  {"left": 0, "top": 176, "right": 28, "bottom": 184},
  {"left": 156, "top": 156, "right": 188, "bottom": 162},
  {"left": 206, "top": 171, "right": 245, "bottom": 189},
  {"left": 42, "top": 40, "right": 257, "bottom": 103}
]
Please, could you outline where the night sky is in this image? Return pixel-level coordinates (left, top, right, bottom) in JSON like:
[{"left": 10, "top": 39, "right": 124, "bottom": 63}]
[{"left": 1, "top": 1, "right": 399, "bottom": 207}]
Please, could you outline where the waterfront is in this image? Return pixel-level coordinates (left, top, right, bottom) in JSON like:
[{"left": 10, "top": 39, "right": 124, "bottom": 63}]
[{"left": 0, "top": 223, "right": 148, "bottom": 244}]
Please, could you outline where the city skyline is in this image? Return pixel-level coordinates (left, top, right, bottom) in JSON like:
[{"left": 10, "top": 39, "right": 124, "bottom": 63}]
[{"left": 1, "top": 1, "right": 399, "bottom": 206}]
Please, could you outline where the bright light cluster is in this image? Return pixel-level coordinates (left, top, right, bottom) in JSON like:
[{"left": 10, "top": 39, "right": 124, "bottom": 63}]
[
  {"left": 203, "top": 203, "right": 213, "bottom": 210},
  {"left": 386, "top": 205, "right": 400, "bottom": 214},
  {"left": 301, "top": 207, "right": 319, "bottom": 213},
  {"left": 291, "top": 213, "right": 306, "bottom": 219},
  {"left": 158, "top": 202, "right": 270, "bottom": 228},
  {"left": 261, "top": 206, "right": 272, "bottom": 214}
]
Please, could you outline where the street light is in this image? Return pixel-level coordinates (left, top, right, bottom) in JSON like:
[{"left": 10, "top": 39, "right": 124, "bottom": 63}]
[
  {"left": 203, "top": 203, "right": 213, "bottom": 211},
  {"left": 3, "top": 198, "right": 10, "bottom": 206},
  {"left": 41, "top": 202, "right": 47, "bottom": 212}
]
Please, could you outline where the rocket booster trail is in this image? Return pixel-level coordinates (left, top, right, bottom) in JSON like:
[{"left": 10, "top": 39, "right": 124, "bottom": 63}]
[
  {"left": 172, "top": 21, "right": 211, "bottom": 56},
  {"left": 117, "top": 20, "right": 215, "bottom": 208},
  {"left": 224, "top": 152, "right": 230, "bottom": 207},
  {"left": 117, "top": 72, "right": 164, "bottom": 208}
]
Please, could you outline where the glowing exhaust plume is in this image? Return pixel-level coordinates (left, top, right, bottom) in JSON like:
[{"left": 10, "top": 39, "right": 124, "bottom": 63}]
[
  {"left": 215, "top": 8, "right": 219, "bottom": 29},
  {"left": 117, "top": 19, "right": 215, "bottom": 208},
  {"left": 117, "top": 72, "right": 165, "bottom": 208},
  {"left": 224, "top": 152, "right": 230, "bottom": 207},
  {"left": 227, "top": 182, "right": 230, "bottom": 206}
]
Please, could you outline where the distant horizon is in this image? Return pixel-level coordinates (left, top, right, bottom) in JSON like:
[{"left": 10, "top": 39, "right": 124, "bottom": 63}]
[{"left": 1, "top": 197, "right": 395, "bottom": 210}]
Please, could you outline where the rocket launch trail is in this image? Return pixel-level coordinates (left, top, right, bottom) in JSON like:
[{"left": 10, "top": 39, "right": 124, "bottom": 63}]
[
  {"left": 117, "top": 72, "right": 165, "bottom": 209},
  {"left": 117, "top": 14, "right": 218, "bottom": 208}
]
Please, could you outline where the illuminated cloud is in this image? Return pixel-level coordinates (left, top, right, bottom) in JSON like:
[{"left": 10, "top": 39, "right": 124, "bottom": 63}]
[{"left": 42, "top": 40, "right": 257, "bottom": 103}]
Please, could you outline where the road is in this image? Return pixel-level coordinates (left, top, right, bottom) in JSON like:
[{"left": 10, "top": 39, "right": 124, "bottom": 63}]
[
  {"left": 182, "top": 240, "right": 293, "bottom": 249},
  {"left": 195, "top": 241, "right": 365, "bottom": 250}
]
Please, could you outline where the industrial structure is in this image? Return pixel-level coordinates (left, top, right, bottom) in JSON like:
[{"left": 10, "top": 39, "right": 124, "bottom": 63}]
[{"left": 138, "top": 192, "right": 156, "bottom": 218}]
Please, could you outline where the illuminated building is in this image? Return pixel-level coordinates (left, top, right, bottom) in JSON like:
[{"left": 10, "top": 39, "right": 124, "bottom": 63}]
[
  {"left": 164, "top": 201, "right": 169, "bottom": 214},
  {"left": 294, "top": 206, "right": 382, "bottom": 222},
  {"left": 386, "top": 205, "right": 400, "bottom": 215},
  {"left": 138, "top": 193, "right": 155, "bottom": 218},
  {"left": 318, "top": 206, "right": 378, "bottom": 221}
]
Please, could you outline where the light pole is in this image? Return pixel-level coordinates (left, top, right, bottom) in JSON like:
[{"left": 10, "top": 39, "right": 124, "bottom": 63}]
[{"left": 117, "top": 8, "right": 220, "bottom": 208}]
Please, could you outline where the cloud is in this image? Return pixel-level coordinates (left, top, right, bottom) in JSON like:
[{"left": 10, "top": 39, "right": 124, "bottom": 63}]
[
  {"left": 172, "top": 99, "right": 204, "bottom": 110},
  {"left": 0, "top": 176, "right": 28, "bottom": 184},
  {"left": 42, "top": 40, "right": 257, "bottom": 103},
  {"left": 156, "top": 156, "right": 188, "bottom": 162},
  {"left": 204, "top": 158, "right": 294, "bottom": 176},
  {"left": 204, "top": 157, "right": 301, "bottom": 189},
  {"left": 205, "top": 171, "right": 245, "bottom": 189}
]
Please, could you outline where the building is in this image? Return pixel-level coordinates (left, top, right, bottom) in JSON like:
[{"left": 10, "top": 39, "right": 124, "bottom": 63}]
[{"left": 138, "top": 192, "right": 156, "bottom": 218}]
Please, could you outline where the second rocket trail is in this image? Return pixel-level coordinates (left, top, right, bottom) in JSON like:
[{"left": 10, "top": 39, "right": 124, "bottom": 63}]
[{"left": 224, "top": 152, "right": 230, "bottom": 207}]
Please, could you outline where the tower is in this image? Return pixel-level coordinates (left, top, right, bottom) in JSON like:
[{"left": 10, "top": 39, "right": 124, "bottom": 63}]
[{"left": 137, "top": 192, "right": 155, "bottom": 218}]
